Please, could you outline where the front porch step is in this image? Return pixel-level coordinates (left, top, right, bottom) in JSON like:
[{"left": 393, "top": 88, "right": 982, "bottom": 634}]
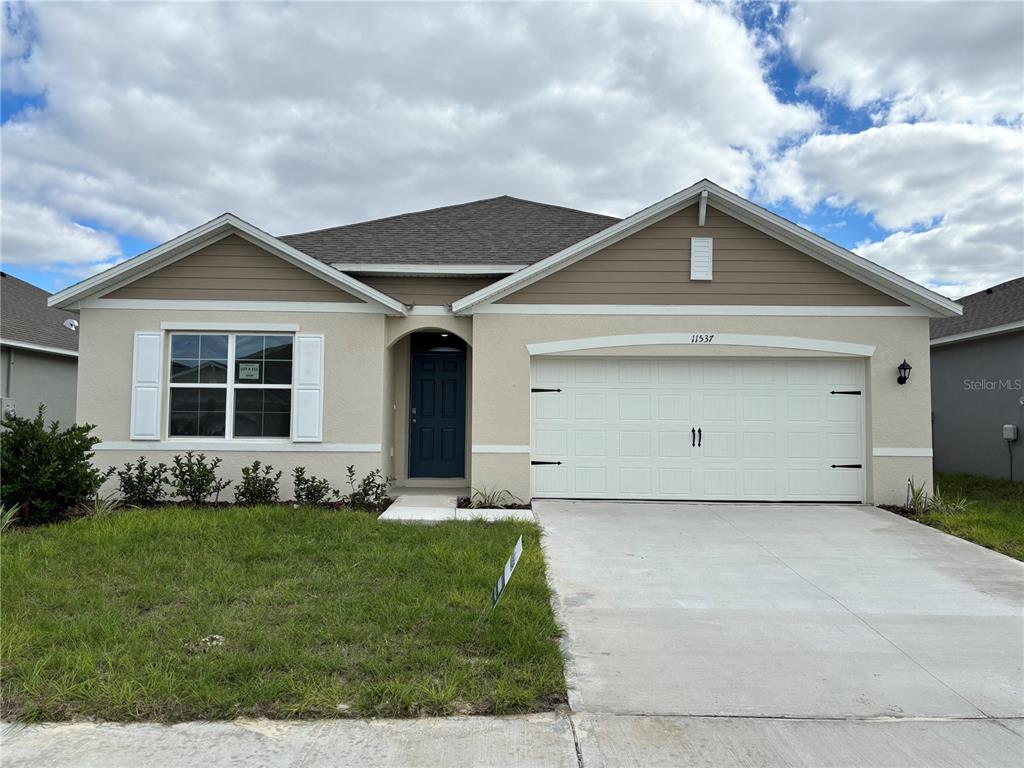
[{"left": 380, "top": 491, "right": 535, "bottom": 523}]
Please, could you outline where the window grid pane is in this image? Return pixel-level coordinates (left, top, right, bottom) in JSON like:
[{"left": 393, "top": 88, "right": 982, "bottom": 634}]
[{"left": 168, "top": 333, "right": 293, "bottom": 440}]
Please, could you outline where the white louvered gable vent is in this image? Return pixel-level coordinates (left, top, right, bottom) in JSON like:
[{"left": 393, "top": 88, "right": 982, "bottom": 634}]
[{"left": 690, "top": 237, "right": 713, "bottom": 281}]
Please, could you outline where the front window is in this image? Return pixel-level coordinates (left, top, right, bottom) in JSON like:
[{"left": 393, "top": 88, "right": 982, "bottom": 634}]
[{"left": 168, "top": 333, "right": 293, "bottom": 439}]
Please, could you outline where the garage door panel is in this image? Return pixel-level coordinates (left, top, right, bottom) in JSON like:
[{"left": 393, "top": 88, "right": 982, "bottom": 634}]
[
  {"left": 658, "top": 393, "right": 691, "bottom": 420},
  {"left": 618, "top": 393, "right": 652, "bottom": 420},
  {"left": 531, "top": 357, "right": 864, "bottom": 501}
]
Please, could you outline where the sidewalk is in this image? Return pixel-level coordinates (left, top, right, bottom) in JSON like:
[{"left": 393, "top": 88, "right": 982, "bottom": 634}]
[{"left": 4, "top": 713, "right": 1021, "bottom": 768}]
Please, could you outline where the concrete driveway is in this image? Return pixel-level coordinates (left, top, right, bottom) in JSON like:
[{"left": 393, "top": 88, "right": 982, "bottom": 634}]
[{"left": 536, "top": 501, "right": 1024, "bottom": 721}]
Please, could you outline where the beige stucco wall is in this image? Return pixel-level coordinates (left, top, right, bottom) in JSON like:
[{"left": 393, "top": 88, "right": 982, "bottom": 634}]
[
  {"left": 77, "top": 307, "right": 389, "bottom": 491},
  {"left": 468, "top": 313, "right": 933, "bottom": 505}
]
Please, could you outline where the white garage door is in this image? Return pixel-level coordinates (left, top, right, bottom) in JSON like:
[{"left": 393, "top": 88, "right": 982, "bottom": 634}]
[{"left": 530, "top": 357, "right": 865, "bottom": 501}]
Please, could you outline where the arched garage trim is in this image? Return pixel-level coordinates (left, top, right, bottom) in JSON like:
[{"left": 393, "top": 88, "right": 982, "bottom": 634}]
[{"left": 526, "top": 333, "right": 875, "bottom": 358}]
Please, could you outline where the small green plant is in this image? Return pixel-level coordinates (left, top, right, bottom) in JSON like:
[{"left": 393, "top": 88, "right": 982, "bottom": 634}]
[
  {"left": 0, "top": 405, "right": 112, "bottom": 525},
  {"left": 908, "top": 477, "right": 930, "bottom": 514},
  {"left": 170, "top": 452, "right": 231, "bottom": 505},
  {"left": 469, "top": 487, "right": 523, "bottom": 509},
  {"left": 1, "top": 503, "right": 19, "bottom": 532},
  {"left": 292, "top": 466, "right": 339, "bottom": 506},
  {"left": 928, "top": 484, "right": 973, "bottom": 516},
  {"left": 113, "top": 457, "right": 169, "bottom": 507},
  {"left": 341, "top": 465, "right": 393, "bottom": 513},
  {"left": 234, "top": 461, "right": 282, "bottom": 505},
  {"left": 89, "top": 493, "right": 122, "bottom": 517}
]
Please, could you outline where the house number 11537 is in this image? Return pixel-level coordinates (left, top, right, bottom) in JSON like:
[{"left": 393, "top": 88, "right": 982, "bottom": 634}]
[{"left": 690, "top": 334, "right": 715, "bottom": 343}]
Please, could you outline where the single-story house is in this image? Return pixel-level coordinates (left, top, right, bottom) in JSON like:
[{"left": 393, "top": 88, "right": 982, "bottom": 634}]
[
  {"left": 1, "top": 272, "right": 79, "bottom": 426},
  {"left": 931, "top": 277, "right": 1023, "bottom": 481},
  {"left": 49, "top": 179, "right": 961, "bottom": 505}
]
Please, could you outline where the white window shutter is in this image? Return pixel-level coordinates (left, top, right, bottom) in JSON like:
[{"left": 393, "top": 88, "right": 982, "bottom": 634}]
[
  {"left": 130, "top": 332, "right": 163, "bottom": 440},
  {"left": 690, "top": 237, "right": 714, "bottom": 281},
  {"left": 293, "top": 334, "right": 324, "bottom": 442}
]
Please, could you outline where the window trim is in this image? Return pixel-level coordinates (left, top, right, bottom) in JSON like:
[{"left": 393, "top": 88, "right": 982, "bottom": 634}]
[{"left": 166, "top": 331, "right": 295, "bottom": 442}]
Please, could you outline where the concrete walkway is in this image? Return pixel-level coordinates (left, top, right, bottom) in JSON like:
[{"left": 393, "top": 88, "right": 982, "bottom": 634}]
[
  {"left": 4, "top": 713, "right": 1023, "bottom": 767},
  {"left": 379, "top": 488, "right": 534, "bottom": 522}
]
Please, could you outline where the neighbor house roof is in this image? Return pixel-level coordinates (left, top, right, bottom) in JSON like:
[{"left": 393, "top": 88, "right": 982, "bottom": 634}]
[
  {"left": 280, "top": 196, "right": 620, "bottom": 268},
  {"left": 1, "top": 272, "right": 80, "bottom": 356},
  {"left": 930, "top": 276, "right": 1024, "bottom": 345}
]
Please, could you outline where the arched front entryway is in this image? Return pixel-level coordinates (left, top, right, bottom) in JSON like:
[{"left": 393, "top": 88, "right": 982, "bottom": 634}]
[{"left": 385, "top": 327, "right": 472, "bottom": 488}]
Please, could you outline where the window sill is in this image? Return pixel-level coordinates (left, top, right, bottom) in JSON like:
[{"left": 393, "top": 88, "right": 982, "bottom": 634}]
[{"left": 94, "top": 440, "right": 382, "bottom": 453}]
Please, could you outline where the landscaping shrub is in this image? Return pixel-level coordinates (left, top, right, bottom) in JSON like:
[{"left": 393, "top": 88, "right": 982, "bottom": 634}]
[
  {"left": 0, "top": 405, "right": 111, "bottom": 525},
  {"left": 114, "top": 457, "right": 169, "bottom": 507},
  {"left": 170, "top": 452, "right": 231, "bottom": 505},
  {"left": 234, "top": 461, "right": 282, "bottom": 505},
  {"left": 292, "top": 466, "right": 338, "bottom": 506},
  {"left": 341, "top": 465, "right": 393, "bottom": 513}
]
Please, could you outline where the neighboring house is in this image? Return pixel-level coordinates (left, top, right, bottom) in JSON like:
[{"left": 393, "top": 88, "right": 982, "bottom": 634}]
[
  {"left": 1, "top": 272, "right": 80, "bottom": 426},
  {"left": 49, "top": 179, "right": 962, "bottom": 505},
  {"left": 930, "top": 277, "right": 1024, "bottom": 482}
]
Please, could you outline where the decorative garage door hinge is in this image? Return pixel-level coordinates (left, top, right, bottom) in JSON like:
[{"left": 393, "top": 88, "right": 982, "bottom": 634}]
[
  {"left": 830, "top": 464, "right": 863, "bottom": 469},
  {"left": 829, "top": 390, "right": 862, "bottom": 395},
  {"left": 531, "top": 387, "right": 562, "bottom": 393},
  {"left": 531, "top": 460, "right": 563, "bottom": 466}
]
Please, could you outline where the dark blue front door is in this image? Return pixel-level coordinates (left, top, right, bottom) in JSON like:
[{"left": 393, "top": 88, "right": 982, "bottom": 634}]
[{"left": 409, "top": 352, "right": 466, "bottom": 478}]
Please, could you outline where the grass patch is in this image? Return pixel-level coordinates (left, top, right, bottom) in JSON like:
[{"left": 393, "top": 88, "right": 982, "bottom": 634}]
[
  {"left": 914, "top": 474, "right": 1024, "bottom": 560},
  {"left": 0, "top": 506, "right": 565, "bottom": 722}
]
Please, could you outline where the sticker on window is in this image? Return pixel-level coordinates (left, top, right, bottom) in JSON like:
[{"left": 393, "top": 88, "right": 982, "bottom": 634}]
[{"left": 238, "top": 362, "right": 260, "bottom": 380}]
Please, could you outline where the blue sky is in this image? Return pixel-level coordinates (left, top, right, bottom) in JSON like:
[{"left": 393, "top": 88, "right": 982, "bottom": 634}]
[{"left": 2, "top": 1, "right": 1021, "bottom": 298}]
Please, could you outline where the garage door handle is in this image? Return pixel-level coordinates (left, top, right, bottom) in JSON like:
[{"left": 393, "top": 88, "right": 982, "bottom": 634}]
[
  {"left": 531, "top": 460, "right": 563, "bottom": 466},
  {"left": 698, "top": 428, "right": 702, "bottom": 447},
  {"left": 691, "top": 428, "right": 696, "bottom": 447},
  {"left": 830, "top": 464, "right": 862, "bottom": 469}
]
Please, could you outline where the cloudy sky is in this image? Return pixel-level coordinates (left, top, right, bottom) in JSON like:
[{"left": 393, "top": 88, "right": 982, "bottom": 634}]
[{"left": 2, "top": 1, "right": 1021, "bottom": 299}]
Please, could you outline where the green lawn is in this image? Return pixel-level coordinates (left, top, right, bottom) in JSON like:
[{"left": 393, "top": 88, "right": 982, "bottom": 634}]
[
  {"left": 917, "top": 473, "right": 1024, "bottom": 560},
  {"left": 0, "top": 507, "right": 565, "bottom": 722}
]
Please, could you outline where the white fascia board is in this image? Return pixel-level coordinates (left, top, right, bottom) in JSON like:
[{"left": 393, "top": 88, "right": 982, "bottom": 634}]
[
  {"left": 452, "top": 179, "right": 963, "bottom": 318},
  {"left": 471, "top": 304, "right": 930, "bottom": 317},
  {"left": 332, "top": 263, "right": 526, "bottom": 275},
  {"left": 80, "top": 298, "right": 389, "bottom": 313},
  {"left": 930, "top": 319, "right": 1024, "bottom": 346},
  {"left": 48, "top": 213, "right": 408, "bottom": 316},
  {"left": 160, "top": 321, "right": 300, "bottom": 331},
  {"left": 452, "top": 180, "right": 710, "bottom": 313},
  {"left": 0, "top": 338, "right": 79, "bottom": 358}
]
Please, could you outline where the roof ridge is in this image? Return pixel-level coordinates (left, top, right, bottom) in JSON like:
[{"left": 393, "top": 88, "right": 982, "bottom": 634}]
[
  {"left": 280, "top": 195, "right": 616, "bottom": 239},
  {"left": 281, "top": 196, "right": 511, "bottom": 238},
  {"left": 496, "top": 195, "right": 620, "bottom": 221},
  {"left": 958, "top": 275, "right": 1024, "bottom": 301}
]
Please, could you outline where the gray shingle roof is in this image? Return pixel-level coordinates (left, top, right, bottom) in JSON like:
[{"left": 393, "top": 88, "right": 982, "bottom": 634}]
[
  {"left": 930, "top": 276, "right": 1024, "bottom": 339},
  {"left": 279, "top": 195, "right": 620, "bottom": 267},
  {"left": 1, "top": 272, "right": 79, "bottom": 352}
]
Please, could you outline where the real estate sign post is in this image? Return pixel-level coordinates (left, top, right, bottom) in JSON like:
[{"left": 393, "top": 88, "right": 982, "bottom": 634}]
[{"left": 491, "top": 535, "right": 524, "bottom": 610}]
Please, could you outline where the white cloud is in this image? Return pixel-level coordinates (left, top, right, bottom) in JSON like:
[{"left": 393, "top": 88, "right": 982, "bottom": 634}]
[
  {"left": 1, "top": 199, "right": 121, "bottom": 266},
  {"left": 1, "top": 1, "right": 817, "bottom": 248},
  {"left": 784, "top": 1, "right": 1024, "bottom": 123},
  {"left": 760, "top": 122, "right": 1023, "bottom": 297}
]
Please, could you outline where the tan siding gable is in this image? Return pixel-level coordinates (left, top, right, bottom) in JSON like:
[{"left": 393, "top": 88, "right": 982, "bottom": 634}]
[
  {"left": 358, "top": 276, "right": 495, "bottom": 305},
  {"left": 498, "top": 205, "right": 905, "bottom": 306},
  {"left": 105, "top": 235, "right": 362, "bottom": 302}
]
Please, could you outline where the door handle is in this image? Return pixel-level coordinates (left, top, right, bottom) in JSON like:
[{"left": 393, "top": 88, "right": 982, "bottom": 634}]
[
  {"left": 692, "top": 428, "right": 696, "bottom": 447},
  {"left": 698, "top": 428, "right": 702, "bottom": 447}
]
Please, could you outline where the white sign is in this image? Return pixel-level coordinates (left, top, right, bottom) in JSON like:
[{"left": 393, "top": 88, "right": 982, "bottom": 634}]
[
  {"left": 491, "top": 535, "right": 524, "bottom": 609},
  {"left": 238, "top": 362, "right": 260, "bottom": 380}
]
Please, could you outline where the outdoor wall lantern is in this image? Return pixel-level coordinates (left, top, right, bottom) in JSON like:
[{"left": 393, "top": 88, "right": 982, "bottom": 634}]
[{"left": 897, "top": 359, "right": 912, "bottom": 385}]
